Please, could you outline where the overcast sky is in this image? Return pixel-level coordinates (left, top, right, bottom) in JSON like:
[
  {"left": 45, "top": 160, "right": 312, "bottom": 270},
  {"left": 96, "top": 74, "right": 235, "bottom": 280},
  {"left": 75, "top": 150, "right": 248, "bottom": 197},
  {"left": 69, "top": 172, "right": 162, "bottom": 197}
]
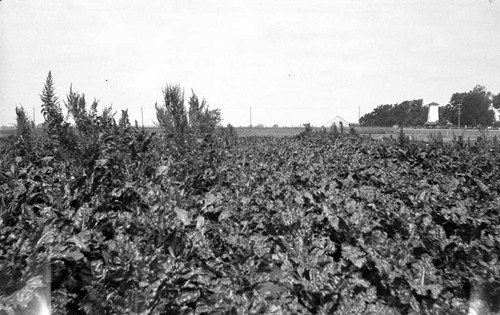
[{"left": 1, "top": 0, "right": 499, "bottom": 127}]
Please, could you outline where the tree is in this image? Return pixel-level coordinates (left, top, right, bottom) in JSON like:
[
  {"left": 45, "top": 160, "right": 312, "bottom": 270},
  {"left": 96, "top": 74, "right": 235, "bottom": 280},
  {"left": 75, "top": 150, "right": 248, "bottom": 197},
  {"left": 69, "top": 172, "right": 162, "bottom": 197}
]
[
  {"left": 394, "top": 99, "right": 426, "bottom": 126},
  {"left": 439, "top": 104, "right": 458, "bottom": 126},
  {"left": 360, "top": 104, "right": 394, "bottom": 126},
  {"left": 448, "top": 85, "right": 494, "bottom": 127},
  {"left": 359, "top": 100, "right": 426, "bottom": 127}
]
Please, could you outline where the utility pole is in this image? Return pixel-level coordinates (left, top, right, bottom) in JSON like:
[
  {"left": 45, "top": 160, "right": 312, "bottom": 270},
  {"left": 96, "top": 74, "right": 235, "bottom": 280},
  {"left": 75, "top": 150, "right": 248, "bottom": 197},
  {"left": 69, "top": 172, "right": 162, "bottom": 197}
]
[
  {"left": 458, "top": 103, "right": 461, "bottom": 128},
  {"left": 33, "top": 107, "right": 35, "bottom": 125},
  {"left": 358, "top": 106, "right": 360, "bottom": 122},
  {"left": 141, "top": 107, "right": 144, "bottom": 128},
  {"left": 250, "top": 107, "right": 252, "bottom": 127}
]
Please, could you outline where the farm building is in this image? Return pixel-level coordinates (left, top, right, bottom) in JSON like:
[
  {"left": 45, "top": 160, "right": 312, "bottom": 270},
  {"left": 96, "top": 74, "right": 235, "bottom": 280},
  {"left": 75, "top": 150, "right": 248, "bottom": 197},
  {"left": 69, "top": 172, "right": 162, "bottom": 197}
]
[
  {"left": 323, "top": 116, "right": 350, "bottom": 128},
  {"left": 424, "top": 102, "right": 440, "bottom": 128}
]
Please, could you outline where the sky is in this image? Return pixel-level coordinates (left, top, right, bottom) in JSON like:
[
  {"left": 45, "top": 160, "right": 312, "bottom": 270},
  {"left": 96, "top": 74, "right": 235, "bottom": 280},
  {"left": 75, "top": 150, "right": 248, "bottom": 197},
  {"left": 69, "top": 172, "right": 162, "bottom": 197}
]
[{"left": 1, "top": 0, "right": 499, "bottom": 127}]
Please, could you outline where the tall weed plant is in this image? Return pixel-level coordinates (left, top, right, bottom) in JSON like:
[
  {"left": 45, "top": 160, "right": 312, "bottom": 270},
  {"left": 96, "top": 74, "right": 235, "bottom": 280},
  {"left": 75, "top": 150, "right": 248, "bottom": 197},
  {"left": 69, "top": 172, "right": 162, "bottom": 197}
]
[{"left": 155, "top": 83, "right": 232, "bottom": 150}]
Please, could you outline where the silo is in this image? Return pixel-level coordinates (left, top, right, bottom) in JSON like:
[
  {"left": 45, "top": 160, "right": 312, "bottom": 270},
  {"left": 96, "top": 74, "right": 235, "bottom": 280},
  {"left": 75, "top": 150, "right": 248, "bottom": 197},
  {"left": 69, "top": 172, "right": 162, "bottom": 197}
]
[{"left": 427, "top": 102, "right": 440, "bottom": 123}]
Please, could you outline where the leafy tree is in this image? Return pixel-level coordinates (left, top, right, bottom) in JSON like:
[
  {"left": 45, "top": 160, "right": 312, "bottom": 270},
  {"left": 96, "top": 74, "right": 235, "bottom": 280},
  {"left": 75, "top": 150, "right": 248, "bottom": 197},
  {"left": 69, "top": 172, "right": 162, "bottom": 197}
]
[
  {"left": 360, "top": 100, "right": 425, "bottom": 127},
  {"left": 448, "top": 85, "right": 494, "bottom": 127},
  {"left": 360, "top": 104, "right": 395, "bottom": 127},
  {"left": 439, "top": 104, "right": 458, "bottom": 126},
  {"left": 394, "top": 99, "right": 426, "bottom": 126}
]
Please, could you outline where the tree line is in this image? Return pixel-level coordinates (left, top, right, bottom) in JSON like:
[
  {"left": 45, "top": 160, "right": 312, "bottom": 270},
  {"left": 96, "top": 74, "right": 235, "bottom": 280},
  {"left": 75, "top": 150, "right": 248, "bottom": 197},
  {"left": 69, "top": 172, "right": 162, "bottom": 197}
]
[{"left": 360, "top": 85, "right": 500, "bottom": 128}]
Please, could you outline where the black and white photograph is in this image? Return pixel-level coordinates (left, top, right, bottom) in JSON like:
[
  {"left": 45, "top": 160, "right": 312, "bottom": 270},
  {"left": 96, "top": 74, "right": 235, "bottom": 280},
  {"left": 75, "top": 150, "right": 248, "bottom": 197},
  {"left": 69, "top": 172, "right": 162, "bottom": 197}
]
[{"left": 1, "top": 1, "right": 500, "bottom": 314}]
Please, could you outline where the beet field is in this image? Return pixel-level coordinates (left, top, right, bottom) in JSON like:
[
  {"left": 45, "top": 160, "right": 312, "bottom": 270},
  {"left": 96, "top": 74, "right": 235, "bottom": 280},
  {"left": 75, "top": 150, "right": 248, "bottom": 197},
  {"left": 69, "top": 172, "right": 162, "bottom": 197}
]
[{"left": 1, "top": 128, "right": 500, "bottom": 314}]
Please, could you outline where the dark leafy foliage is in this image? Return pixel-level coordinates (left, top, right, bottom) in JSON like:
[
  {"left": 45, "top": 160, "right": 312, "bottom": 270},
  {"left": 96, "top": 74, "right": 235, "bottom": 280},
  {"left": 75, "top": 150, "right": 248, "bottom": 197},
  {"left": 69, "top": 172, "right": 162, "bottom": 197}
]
[
  {"left": 1, "top": 128, "right": 500, "bottom": 314},
  {"left": 360, "top": 100, "right": 427, "bottom": 127},
  {"left": 441, "top": 85, "right": 496, "bottom": 127}
]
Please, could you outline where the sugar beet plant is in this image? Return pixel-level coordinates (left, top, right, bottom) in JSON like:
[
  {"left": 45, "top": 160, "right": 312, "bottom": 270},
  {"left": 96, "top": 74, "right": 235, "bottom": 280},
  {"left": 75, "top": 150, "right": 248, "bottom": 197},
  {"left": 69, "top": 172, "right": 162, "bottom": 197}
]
[
  {"left": 0, "top": 77, "right": 238, "bottom": 314},
  {"left": 3, "top": 131, "right": 500, "bottom": 314},
  {"left": 2, "top": 77, "right": 500, "bottom": 314}
]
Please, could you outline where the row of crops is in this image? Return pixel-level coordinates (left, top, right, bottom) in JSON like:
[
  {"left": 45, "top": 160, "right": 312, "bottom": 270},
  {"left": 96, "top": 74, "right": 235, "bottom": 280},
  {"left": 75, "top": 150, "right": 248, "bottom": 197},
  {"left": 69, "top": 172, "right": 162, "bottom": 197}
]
[{"left": 1, "top": 128, "right": 500, "bottom": 314}]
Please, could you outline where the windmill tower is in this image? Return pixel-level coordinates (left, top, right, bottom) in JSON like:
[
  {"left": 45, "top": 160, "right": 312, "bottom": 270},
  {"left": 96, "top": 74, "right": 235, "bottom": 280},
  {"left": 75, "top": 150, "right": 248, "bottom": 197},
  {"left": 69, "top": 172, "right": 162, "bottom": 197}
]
[{"left": 424, "top": 102, "right": 440, "bottom": 128}]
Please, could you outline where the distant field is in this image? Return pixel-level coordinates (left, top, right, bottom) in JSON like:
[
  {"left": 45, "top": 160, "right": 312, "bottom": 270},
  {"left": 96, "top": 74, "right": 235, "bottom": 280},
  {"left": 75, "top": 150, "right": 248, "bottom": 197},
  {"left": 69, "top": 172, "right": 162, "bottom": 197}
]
[
  {"left": 361, "top": 127, "right": 500, "bottom": 142},
  {"left": 235, "top": 126, "right": 401, "bottom": 138},
  {"left": 235, "top": 127, "right": 304, "bottom": 137},
  {"left": 3, "top": 126, "right": 500, "bottom": 143},
  {"left": 235, "top": 126, "right": 500, "bottom": 142}
]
